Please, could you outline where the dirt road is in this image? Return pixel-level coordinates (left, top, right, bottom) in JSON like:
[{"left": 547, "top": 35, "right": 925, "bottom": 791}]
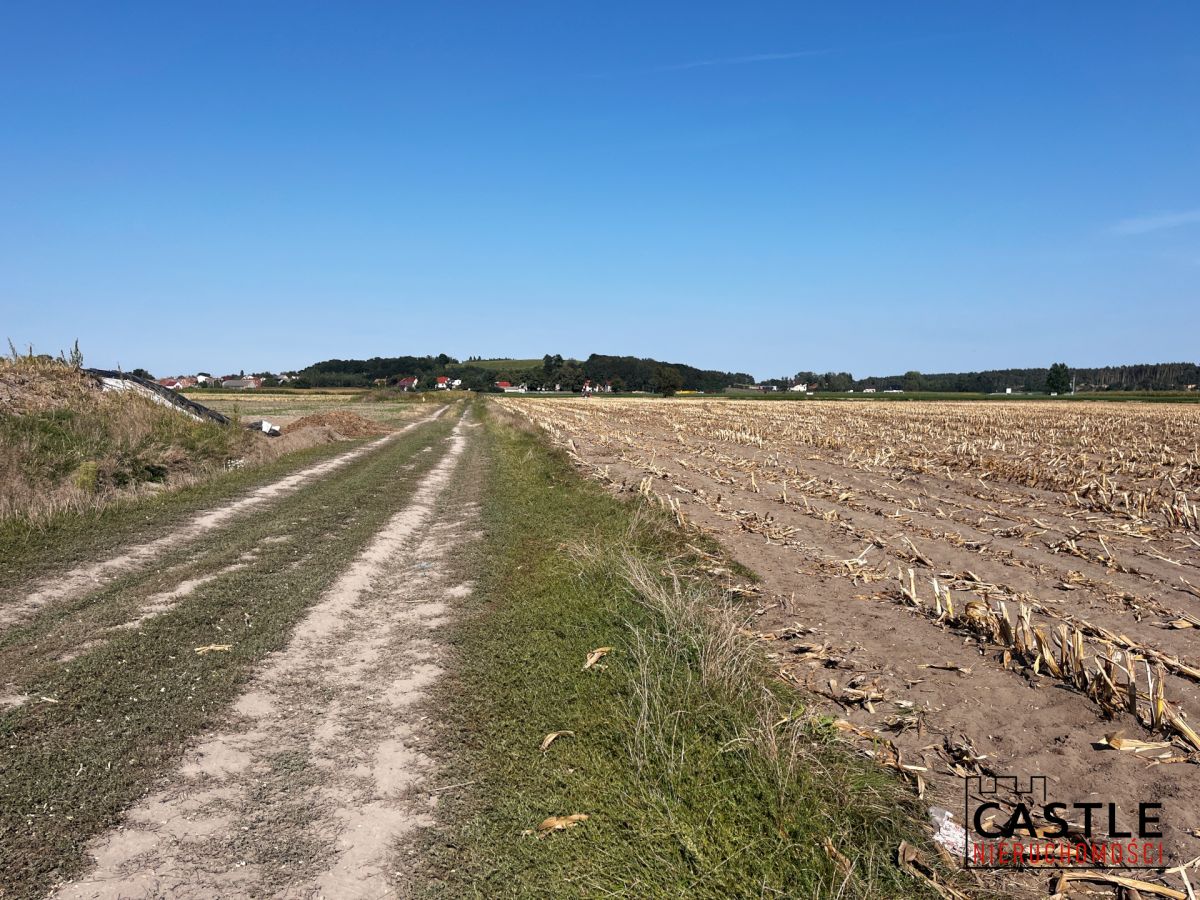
[
  {"left": 2, "top": 406, "right": 449, "bottom": 634},
  {"left": 51, "top": 413, "right": 476, "bottom": 899},
  {"left": 1, "top": 404, "right": 479, "bottom": 899}
]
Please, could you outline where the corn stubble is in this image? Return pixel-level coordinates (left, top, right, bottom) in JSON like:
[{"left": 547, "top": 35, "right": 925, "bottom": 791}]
[{"left": 503, "top": 396, "right": 1200, "bottom": 761}]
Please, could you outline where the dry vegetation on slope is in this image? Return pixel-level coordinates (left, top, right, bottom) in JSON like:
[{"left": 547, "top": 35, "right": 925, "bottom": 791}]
[
  {"left": 501, "top": 397, "right": 1200, "bottom": 896},
  {"left": 0, "top": 359, "right": 403, "bottom": 525},
  {"left": 0, "top": 357, "right": 259, "bottom": 523}
]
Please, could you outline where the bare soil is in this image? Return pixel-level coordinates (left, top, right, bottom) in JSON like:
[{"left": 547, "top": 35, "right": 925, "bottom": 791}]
[
  {"left": 507, "top": 398, "right": 1200, "bottom": 897},
  {"left": 284, "top": 411, "right": 389, "bottom": 438},
  {"left": 53, "top": 414, "right": 476, "bottom": 899}
]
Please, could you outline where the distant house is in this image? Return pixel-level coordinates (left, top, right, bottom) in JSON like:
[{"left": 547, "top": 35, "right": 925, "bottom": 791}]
[
  {"left": 372, "top": 378, "right": 388, "bottom": 387},
  {"left": 1187, "top": 384, "right": 1198, "bottom": 392},
  {"left": 222, "top": 377, "right": 262, "bottom": 390},
  {"left": 156, "top": 376, "right": 197, "bottom": 390},
  {"left": 396, "top": 376, "right": 419, "bottom": 391},
  {"left": 788, "top": 383, "right": 808, "bottom": 393},
  {"left": 496, "top": 381, "right": 527, "bottom": 393},
  {"left": 435, "top": 376, "right": 450, "bottom": 389},
  {"left": 862, "top": 388, "right": 876, "bottom": 394}
]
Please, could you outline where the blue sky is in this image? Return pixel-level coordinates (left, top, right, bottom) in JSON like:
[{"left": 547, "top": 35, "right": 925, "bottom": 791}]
[{"left": 2, "top": 2, "right": 1197, "bottom": 379}]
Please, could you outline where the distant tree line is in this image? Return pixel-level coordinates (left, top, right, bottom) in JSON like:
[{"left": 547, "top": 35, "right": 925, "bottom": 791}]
[
  {"left": 292, "top": 352, "right": 753, "bottom": 393},
  {"left": 294, "top": 355, "right": 497, "bottom": 391},
  {"left": 579, "top": 355, "right": 752, "bottom": 393},
  {"left": 290, "top": 355, "right": 1198, "bottom": 395},
  {"left": 765, "top": 362, "right": 1199, "bottom": 393}
]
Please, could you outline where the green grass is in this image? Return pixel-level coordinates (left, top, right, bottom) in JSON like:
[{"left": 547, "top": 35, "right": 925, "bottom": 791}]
[
  {"left": 0, "top": 413, "right": 459, "bottom": 899},
  {"left": 419, "top": 408, "right": 951, "bottom": 898}
]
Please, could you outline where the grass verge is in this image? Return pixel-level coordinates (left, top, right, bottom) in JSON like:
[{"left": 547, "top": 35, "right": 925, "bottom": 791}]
[
  {"left": 0, "top": 413, "right": 459, "bottom": 898},
  {"left": 420, "top": 407, "right": 954, "bottom": 898}
]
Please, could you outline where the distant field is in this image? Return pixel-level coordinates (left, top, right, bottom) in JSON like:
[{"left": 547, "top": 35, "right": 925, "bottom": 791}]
[
  {"left": 189, "top": 389, "right": 437, "bottom": 428},
  {"left": 450, "top": 358, "right": 542, "bottom": 372}
]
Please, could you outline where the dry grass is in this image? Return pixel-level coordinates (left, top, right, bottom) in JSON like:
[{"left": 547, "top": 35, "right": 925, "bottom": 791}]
[{"left": 0, "top": 356, "right": 255, "bottom": 523}]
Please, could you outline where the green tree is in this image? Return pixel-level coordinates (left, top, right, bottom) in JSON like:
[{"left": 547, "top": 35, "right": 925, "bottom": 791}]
[
  {"left": 1047, "top": 362, "right": 1071, "bottom": 394},
  {"left": 653, "top": 366, "right": 684, "bottom": 397},
  {"left": 903, "top": 370, "right": 923, "bottom": 392}
]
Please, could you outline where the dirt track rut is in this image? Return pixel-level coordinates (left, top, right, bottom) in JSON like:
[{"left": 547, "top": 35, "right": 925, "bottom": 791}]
[
  {"left": 3, "top": 407, "right": 448, "bottom": 634},
  {"left": 53, "top": 413, "right": 475, "bottom": 899}
]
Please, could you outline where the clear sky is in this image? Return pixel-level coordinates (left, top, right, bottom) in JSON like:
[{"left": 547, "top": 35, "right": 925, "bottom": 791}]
[{"left": 2, "top": 2, "right": 1197, "bottom": 379}]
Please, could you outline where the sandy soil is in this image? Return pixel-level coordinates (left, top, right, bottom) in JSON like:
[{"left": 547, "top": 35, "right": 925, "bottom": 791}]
[
  {"left": 53, "top": 413, "right": 475, "bottom": 900},
  {"left": 506, "top": 398, "right": 1200, "bottom": 896},
  {"left": 2, "top": 407, "right": 449, "bottom": 634}
]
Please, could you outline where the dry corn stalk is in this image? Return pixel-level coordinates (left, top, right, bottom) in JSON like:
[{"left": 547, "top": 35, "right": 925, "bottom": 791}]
[{"left": 898, "top": 569, "right": 1200, "bottom": 751}]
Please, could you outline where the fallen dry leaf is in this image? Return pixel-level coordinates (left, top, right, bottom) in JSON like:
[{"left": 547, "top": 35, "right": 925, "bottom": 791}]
[
  {"left": 823, "top": 837, "right": 852, "bottom": 876},
  {"left": 1102, "top": 731, "right": 1174, "bottom": 754},
  {"left": 583, "top": 647, "right": 612, "bottom": 670},
  {"left": 536, "top": 813, "right": 589, "bottom": 838},
  {"left": 194, "top": 644, "right": 232, "bottom": 655},
  {"left": 540, "top": 730, "right": 575, "bottom": 752},
  {"left": 917, "top": 663, "right": 973, "bottom": 675}
]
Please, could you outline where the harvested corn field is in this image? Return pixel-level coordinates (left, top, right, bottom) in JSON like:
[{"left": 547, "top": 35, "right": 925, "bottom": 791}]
[{"left": 501, "top": 397, "right": 1200, "bottom": 889}]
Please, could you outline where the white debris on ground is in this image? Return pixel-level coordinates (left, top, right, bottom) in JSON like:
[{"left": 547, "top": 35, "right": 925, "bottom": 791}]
[{"left": 929, "top": 806, "right": 967, "bottom": 857}]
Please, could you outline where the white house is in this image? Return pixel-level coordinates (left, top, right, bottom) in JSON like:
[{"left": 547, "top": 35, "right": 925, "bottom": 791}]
[{"left": 788, "top": 383, "right": 808, "bottom": 392}]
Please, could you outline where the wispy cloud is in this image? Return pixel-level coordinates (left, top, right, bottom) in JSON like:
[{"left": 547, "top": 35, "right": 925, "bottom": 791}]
[
  {"left": 1111, "top": 208, "right": 1200, "bottom": 235},
  {"left": 657, "top": 49, "right": 832, "bottom": 72}
]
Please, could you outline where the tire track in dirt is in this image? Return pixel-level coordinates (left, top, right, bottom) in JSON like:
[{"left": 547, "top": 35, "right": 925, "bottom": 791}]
[
  {"left": 53, "top": 411, "right": 475, "bottom": 900},
  {"left": 3, "top": 406, "right": 449, "bottom": 634}
]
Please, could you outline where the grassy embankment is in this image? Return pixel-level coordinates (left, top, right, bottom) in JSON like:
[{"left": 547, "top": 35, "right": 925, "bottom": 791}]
[
  {"left": 0, "top": 412, "right": 459, "bottom": 899},
  {"left": 422, "top": 407, "right": 955, "bottom": 898},
  {"left": 0, "top": 356, "right": 269, "bottom": 524}
]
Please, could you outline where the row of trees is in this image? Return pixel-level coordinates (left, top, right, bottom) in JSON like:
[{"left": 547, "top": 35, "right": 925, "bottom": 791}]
[
  {"left": 766, "top": 362, "right": 1197, "bottom": 394},
  {"left": 292, "top": 353, "right": 751, "bottom": 394}
]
